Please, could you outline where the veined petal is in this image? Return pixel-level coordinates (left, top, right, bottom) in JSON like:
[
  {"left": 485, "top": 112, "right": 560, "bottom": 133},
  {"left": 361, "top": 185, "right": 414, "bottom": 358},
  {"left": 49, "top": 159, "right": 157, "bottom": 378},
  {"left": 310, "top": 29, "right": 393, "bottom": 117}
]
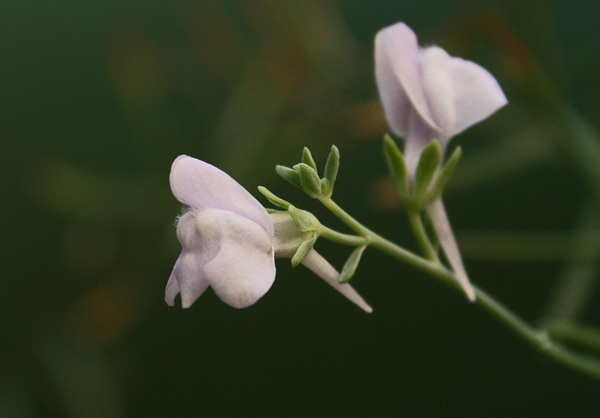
[
  {"left": 170, "top": 155, "right": 274, "bottom": 237},
  {"left": 198, "top": 208, "right": 276, "bottom": 309},
  {"left": 421, "top": 46, "right": 507, "bottom": 138},
  {"left": 375, "top": 22, "right": 438, "bottom": 136}
]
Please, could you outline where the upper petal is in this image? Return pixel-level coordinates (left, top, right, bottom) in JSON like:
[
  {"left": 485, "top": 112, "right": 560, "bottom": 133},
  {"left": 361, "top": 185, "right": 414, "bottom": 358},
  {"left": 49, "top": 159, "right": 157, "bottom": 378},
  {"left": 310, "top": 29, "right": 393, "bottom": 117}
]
[
  {"left": 169, "top": 155, "right": 274, "bottom": 237},
  {"left": 375, "top": 22, "right": 438, "bottom": 136},
  {"left": 421, "top": 46, "right": 507, "bottom": 138},
  {"left": 198, "top": 208, "right": 276, "bottom": 309}
]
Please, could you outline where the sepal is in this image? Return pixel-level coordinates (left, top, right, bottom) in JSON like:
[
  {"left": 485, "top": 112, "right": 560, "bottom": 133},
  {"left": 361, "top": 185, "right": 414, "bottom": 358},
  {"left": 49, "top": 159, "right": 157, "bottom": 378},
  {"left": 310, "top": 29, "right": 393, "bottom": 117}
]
[
  {"left": 258, "top": 186, "right": 291, "bottom": 210},
  {"left": 383, "top": 135, "right": 409, "bottom": 199},
  {"left": 428, "top": 146, "right": 462, "bottom": 202},
  {"left": 291, "top": 233, "right": 318, "bottom": 267},
  {"left": 288, "top": 204, "right": 321, "bottom": 233},
  {"left": 414, "top": 140, "right": 442, "bottom": 199}
]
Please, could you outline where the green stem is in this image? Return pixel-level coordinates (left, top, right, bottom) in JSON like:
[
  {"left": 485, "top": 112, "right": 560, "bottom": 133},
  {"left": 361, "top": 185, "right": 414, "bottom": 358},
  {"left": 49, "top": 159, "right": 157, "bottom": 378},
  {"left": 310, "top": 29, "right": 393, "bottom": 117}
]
[
  {"left": 540, "top": 198, "right": 600, "bottom": 322},
  {"left": 407, "top": 210, "right": 439, "bottom": 262},
  {"left": 319, "top": 197, "right": 600, "bottom": 380},
  {"left": 318, "top": 197, "right": 372, "bottom": 237},
  {"left": 319, "top": 225, "right": 368, "bottom": 247},
  {"left": 543, "top": 320, "right": 600, "bottom": 355}
]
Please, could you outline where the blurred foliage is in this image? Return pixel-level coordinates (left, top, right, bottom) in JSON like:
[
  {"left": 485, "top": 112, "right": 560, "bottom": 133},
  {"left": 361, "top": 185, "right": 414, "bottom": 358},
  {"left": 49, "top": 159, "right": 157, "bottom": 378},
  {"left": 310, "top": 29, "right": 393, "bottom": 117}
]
[{"left": 1, "top": 0, "right": 600, "bottom": 417}]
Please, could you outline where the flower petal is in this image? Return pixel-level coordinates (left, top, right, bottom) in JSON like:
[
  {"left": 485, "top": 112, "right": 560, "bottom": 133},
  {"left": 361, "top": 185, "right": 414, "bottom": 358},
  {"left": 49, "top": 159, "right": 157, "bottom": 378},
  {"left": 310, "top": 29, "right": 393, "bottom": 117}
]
[
  {"left": 421, "top": 46, "right": 507, "bottom": 138},
  {"left": 402, "top": 111, "right": 439, "bottom": 175},
  {"left": 164, "top": 268, "right": 180, "bottom": 306},
  {"left": 172, "top": 252, "right": 211, "bottom": 308},
  {"left": 169, "top": 155, "right": 274, "bottom": 237},
  {"left": 198, "top": 208, "right": 276, "bottom": 309},
  {"left": 375, "top": 22, "right": 438, "bottom": 137}
]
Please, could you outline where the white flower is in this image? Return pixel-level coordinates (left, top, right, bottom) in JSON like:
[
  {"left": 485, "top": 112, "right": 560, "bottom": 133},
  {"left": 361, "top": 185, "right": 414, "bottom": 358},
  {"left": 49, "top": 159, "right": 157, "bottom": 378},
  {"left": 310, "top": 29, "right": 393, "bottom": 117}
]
[
  {"left": 375, "top": 22, "right": 507, "bottom": 301},
  {"left": 165, "top": 155, "right": 371, "bottom": 312},
  {"left": 375, "top": 22, "right": 507, "bottom": 173}
]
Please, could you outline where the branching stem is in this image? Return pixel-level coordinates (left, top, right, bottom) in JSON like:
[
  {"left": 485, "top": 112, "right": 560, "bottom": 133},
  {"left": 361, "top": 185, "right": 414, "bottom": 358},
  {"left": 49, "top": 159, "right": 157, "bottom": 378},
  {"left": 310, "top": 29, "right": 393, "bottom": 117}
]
[{"left": 317, "top": 196, "right": 600, "bottom": 380}]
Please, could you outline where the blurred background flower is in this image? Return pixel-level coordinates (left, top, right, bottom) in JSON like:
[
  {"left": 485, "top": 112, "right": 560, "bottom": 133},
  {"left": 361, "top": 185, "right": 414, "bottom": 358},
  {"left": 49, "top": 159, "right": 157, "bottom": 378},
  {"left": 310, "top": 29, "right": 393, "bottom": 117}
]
[{"left": 1, "top": 0, "right": 599, "bottom": 416}]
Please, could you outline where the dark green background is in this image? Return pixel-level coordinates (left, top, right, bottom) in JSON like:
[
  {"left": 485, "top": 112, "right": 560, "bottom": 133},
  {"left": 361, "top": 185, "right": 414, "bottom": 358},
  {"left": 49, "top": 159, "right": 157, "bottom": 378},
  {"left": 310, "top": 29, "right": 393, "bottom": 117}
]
[{"left": 2, "top": 0, "right": 599, "bottom": 416}]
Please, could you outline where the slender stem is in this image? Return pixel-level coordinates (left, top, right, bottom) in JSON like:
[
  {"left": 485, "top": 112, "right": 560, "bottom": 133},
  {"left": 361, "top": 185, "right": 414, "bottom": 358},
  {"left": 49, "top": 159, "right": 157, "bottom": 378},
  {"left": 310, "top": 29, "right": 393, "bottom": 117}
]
[
  {"left": 543, "top": 320, "right": 600, "bottom": 355},
  {"left": 407, "top": 210, "right": 439, "bottom": 262},
  {"left": 318, "top": 197, "right": 373, "bottom": 237},
  {"left": 319, "top": 197, "right": 600, "bottom": 380},
  {"left": 319, "top": 225, "right": 368, "bottom": 247},
  {"left": 540, "top": 198, "right": 600, "bottom": 322}
]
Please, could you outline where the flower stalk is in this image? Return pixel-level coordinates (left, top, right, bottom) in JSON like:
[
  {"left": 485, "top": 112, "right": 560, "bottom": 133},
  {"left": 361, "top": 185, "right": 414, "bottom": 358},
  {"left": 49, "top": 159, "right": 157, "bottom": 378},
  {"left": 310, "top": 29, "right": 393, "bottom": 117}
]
[{"left": 317, "top": 197, "right": 600, "bottom": 380}]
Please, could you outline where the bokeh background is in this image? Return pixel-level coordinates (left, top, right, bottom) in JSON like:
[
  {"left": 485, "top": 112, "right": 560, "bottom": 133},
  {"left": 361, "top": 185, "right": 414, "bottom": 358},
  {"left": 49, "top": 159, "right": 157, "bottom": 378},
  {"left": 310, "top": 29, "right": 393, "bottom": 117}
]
[{"left": 2, "top": 0, "right": 600, "bottom": 416}]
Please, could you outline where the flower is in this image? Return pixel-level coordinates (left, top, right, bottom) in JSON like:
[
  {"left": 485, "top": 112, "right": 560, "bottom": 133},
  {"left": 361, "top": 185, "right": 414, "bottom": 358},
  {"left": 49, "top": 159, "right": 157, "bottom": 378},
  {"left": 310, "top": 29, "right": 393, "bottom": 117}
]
[
  {"left": 165, "top": 155, "right": 276, "bottom": 309},
  {"left": 375, "top": 22, "right": 507, "bottom": 173},
  {"left": 165, "top": 155, "right": 371, "bottom": 312},
  {"left": 374, "top": 22, "right": 507, "bottom": 301}
]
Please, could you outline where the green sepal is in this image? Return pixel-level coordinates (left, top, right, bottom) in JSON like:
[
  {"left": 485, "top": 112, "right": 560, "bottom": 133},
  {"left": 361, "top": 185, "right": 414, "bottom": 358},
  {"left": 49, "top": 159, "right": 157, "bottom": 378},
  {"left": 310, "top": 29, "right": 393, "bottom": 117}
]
[
  {"left": 414, "top": 140, "right": 442, "bottom": 198},
  {"left": 302, "top": 147, "right": 319, "bottom": 174},
  {"left": 339, "top": 245, "right": 367, "bottom": 284},
  {"left": 276, "top": 165, "right": 302, "bottom": 188},
  {"left": 293, "top": 163, "right": 322, "bottom": 197},
  {"left": 291, "top": 234, "right": 317, "bottom": 267},
  {"left": 265, "top": 208, "right": 280, "bottom": 214},
  {"left": 320, "top": 178, "right": 331, "bottom": 196},
  {"left": 323, "top": 145, "right": 340, "bottom": 194},
  {"left": 258, "top": 186, "right": 291, "bottom": 209},
  {"left": 383, "top": 135, "right": 409, "bottom": 196},
  {"left": 288, "top": 205, "right": 320, "bottom": 233},
  {"left": 428, "top": 146, "right": 462, "bottom": 202}
]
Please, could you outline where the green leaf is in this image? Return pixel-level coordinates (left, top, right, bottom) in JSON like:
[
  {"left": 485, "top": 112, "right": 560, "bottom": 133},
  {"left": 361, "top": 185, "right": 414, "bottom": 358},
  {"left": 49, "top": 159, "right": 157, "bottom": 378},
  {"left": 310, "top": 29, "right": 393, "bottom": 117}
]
[
  {"left": 294, "top": 163, "right": 322, "bottom": 197},
  {"left": 383, "top": 135, "right": 408, "bottom": 196},
  {"left": 257, "top": 186, "right": 291, "bottom": 209},
  {"left": 291, "top": 235, "right": 317, "bottom": 267},
  {"left": 302, "top": 147, "right": 318, "bottom": 174},
  {"left": 414, "top": 140, "right": 442, "bottom": 198},
  {"left": 276, "top": 165, "right": 301, "bottom": 188},
  {"left": 429, "top": 146, "right": 462, "bottom": 202},
  {"left": 339, "top": 245, "right": 367, "bottom": 284},
  {"left": 323, "top": 145, "right": 340, "bottom": 193}
]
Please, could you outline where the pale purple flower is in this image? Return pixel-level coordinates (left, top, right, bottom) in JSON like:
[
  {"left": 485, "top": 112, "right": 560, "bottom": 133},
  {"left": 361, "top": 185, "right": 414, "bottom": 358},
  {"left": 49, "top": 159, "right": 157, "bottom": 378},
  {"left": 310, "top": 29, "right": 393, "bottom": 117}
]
[
  {"left": 375, "top": 22, "right": 507, "bottom": 173},
  {"left": 166, "top": 155, "right": 371, "bottom": 312},
  {"left": 375, "top": 22, "right": 507, "bottom": 301}
]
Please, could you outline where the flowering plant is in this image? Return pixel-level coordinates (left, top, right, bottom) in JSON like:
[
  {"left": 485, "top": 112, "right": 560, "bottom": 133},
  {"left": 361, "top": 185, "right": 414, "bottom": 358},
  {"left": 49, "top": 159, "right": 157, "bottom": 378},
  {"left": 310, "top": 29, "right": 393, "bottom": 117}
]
[{"left": 165, "top": 22, "right": 600, "bottom": 380}]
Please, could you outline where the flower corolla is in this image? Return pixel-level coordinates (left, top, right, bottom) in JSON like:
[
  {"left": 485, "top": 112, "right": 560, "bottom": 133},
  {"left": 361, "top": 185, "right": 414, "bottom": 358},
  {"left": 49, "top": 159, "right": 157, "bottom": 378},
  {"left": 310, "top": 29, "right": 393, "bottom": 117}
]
[{"left": 375, "top": 22, "right": 507, "bottom": 173}]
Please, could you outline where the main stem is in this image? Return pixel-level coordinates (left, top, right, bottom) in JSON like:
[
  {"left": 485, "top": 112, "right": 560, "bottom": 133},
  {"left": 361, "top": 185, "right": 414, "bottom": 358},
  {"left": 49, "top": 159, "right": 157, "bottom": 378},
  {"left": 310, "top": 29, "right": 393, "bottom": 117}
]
[{"left": 319, "top": 196, "right": 600, "bottom": 380}]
